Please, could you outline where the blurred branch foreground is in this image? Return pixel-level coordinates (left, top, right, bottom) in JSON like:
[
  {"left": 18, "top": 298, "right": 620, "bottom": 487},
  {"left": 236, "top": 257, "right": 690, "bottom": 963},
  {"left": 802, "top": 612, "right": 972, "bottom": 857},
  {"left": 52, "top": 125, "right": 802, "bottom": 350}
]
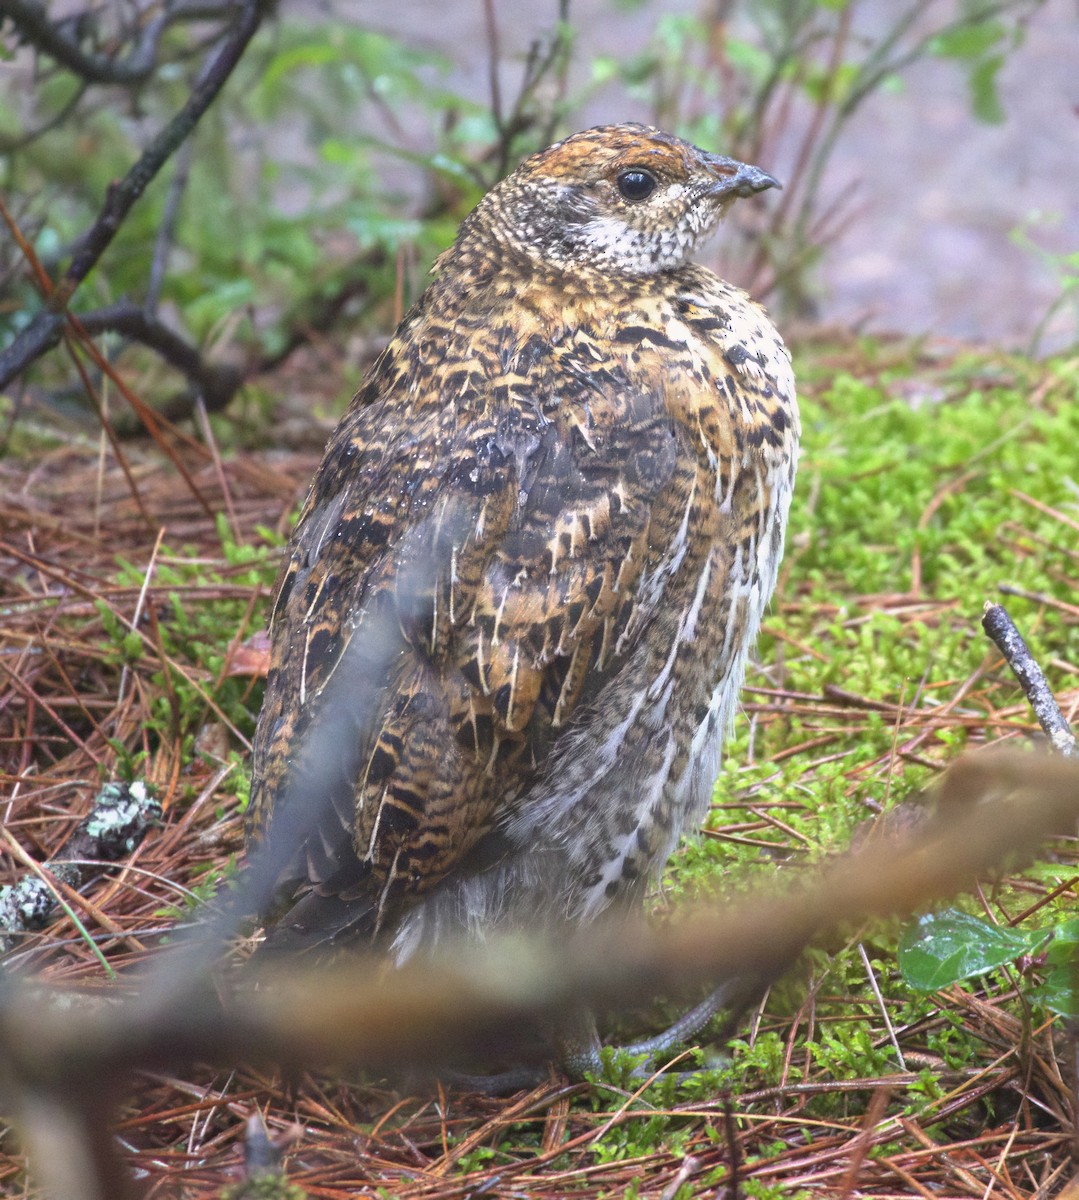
[{"left": 2, "top": 748, "right": 1079, "bottom": 1199}]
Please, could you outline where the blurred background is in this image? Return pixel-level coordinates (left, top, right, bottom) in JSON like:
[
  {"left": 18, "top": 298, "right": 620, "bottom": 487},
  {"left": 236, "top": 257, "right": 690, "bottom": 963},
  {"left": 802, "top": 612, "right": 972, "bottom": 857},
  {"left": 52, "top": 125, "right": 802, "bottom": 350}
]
[
  {"left": 2, "top": 8, "right": 1079, "bottom": 1195},
  {"left": 3, "top": 0, "right": 1078, "bottom": 435},
  {"left": 356, "top": 0, "right": 1079, "bottom": 350}
]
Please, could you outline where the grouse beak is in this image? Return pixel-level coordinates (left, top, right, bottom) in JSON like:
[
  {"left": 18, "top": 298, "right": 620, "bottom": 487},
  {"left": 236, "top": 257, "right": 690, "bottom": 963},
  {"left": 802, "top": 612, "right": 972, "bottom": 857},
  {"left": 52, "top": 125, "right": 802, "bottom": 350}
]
[{"left": 704, "top": 155, "right": 781, "bottom": 199}]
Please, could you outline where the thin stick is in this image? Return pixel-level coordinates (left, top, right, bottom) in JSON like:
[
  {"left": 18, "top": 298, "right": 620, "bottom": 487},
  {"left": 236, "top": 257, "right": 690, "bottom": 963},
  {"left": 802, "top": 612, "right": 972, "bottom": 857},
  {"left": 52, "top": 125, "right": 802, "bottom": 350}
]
[
  {"left": 981, "top": 602, "right": 1078, "bottom": 757},
  {"left": 193, "top": 396, "right": 240, "bottom": 545},
  {"left": 859, "top": 942, "right": 905, "bottom": 1071},
  {"left": 836, "top": 1085, "right": 891, "bottom": 1200}
]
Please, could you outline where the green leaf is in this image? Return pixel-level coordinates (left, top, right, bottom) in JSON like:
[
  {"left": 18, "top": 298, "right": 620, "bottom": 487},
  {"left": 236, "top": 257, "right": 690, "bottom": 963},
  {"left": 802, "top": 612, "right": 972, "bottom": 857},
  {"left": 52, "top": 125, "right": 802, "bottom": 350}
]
[
  {"left": 899, "top": 909, "right": 1046, "bottom": 990},
  {"left": 969, "top": 55, "right": 1006, "bottom": 124},
  {"left": 1028, "top": 918, "right": 1079, "bottom": 1015},
  {"left": 723, "top": 39, "right": 773, "bottom": 86},
  {"left": 346, "top": 211, "right": 424, "bottom": 251},
  {"left": 1040, "top": 920, "right": 1079, "bottom": 966},
  {"left": 184, "top": 278, "right": 257, "bottom": 338},
  {"left": 930, "top": 23, "right": 1005, "bottom": 60},
  {"left": 591, "top": 56, "right": 620, "bottom": 85},
  {"left": 801, "top": 62, "right": 859, "bottom": 106}
]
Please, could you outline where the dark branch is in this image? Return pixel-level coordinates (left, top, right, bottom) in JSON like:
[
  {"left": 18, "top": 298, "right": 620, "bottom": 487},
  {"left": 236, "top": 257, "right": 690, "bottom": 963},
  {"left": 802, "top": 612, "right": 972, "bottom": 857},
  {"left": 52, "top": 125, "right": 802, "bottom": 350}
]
[
  {"left": 84, "top": 302, "right": 244, "bottom": 412},
  {"left": 2, "top": 0, "right": 244, "bottom": 87},
  {"left": 62, "top": 1, "right": 265, "bottom": 291},
  {"left": 3, "top": 750, "right": 1079, "bottom": 1088},
  {"left": 0, "top": 301, "right": 244, "bottom": 413},
  {"left": 0, "top": 77, "right": 88, "bottom": 154},
  {"left": 982, "top": 601, "right": 1078, "bottom": 757},
  {"left": 2, "top": 0, "right": 170, "bottom": 85},
  {"left": 0, "top": 0, "right": 267, "bottom": 393}
]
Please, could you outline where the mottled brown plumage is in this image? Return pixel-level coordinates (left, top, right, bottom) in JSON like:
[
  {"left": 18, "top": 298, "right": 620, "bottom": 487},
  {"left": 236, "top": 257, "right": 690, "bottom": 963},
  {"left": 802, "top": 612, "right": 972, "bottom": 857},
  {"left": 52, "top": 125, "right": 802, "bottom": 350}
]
[{"left": 248, "top": 124, "right": 799, "bottom": 961}]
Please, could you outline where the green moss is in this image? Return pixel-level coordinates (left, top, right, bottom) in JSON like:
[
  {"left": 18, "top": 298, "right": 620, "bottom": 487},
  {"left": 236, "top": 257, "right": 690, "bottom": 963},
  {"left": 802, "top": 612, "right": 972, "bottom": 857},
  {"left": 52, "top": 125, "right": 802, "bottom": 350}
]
[
  {"left": 651, "top": 345, "right": 1079, "bottom": 1114},
  {"left": 98, "top": 514, "right": 281, "bottom": 794}
]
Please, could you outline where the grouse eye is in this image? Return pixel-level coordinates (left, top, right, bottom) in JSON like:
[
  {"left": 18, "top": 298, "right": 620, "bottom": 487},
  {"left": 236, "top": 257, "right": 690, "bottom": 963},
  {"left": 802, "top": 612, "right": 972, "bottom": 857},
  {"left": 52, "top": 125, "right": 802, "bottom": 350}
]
[{"left": 616, "top": 168, "right": 657, "bottom": 202}]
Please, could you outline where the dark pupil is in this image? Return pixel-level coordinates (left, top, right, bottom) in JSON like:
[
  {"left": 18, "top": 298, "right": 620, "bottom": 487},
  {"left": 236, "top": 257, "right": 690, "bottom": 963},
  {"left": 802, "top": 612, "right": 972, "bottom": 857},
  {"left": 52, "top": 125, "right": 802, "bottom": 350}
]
[{"left": 617, "top": 169, "right": 656, "bottom": 201}]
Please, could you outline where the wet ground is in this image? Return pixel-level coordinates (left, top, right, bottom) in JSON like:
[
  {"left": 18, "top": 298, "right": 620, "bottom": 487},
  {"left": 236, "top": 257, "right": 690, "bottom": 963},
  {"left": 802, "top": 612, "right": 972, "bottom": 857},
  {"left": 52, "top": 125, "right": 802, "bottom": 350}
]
[{"left": 351, "top": 0, "right": 1079, "bottom": 351}]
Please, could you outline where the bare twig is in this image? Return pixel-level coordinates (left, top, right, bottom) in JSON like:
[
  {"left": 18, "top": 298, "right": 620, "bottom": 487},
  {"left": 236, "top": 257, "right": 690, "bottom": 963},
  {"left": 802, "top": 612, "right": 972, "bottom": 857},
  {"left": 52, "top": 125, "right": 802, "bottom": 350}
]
[
  {"left": 7, "top": 300, "right": 244, "bottom": 413},
  {"left": 7, "top": 1079, "right": 136, "bottom": 1200},
  {"left": 0, "top": 749, "right": 1077, "bottom": 1080},
  {"left": 0, "top": 77, "right": 88, "bottom": 154},
  {"left": 0, "top": 0, "right": 267, "bottom": 393},
  {"left": 3, "top": 0, "right": 171, "bottom": 86},
  {"left": 836, "top": 1085, "right": 892, "bottom": 1199},
  {"left": 2, "top": 0, "right": 242, "bottom": 87},
  {"left": 982, "top": 602, "right": 1078, "bottom": 757},
  {"left": 482, "top": 0, "right": 504, "bottom": 142}
]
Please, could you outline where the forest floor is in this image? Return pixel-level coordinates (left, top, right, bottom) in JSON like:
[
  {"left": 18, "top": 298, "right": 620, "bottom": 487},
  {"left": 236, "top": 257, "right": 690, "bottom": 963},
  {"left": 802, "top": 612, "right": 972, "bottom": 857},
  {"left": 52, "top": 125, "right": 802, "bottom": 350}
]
[{"left": 1, "top": 335, "right": 1078, "bottom": 1198}]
